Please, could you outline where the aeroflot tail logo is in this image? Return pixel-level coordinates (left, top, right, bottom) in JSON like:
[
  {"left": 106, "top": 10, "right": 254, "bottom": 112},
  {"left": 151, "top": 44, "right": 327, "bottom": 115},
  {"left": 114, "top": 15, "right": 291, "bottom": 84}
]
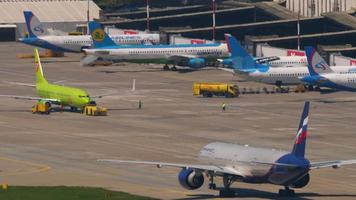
[
  {"left": 314, "top": 61, "right": 327, "bottom": 70},
  {"left": 295, "top": 116, "right": 308, "bottom": 144},
  {"left": 92, "top": 29, "right": 105, "bottom": 42}
]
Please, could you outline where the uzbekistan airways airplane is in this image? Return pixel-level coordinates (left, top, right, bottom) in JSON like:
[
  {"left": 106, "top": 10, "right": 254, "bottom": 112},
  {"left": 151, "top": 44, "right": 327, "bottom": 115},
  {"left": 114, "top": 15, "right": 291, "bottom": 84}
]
[
  {"left": 224, "top": 34, "right": 356, "bottom": 86},
  {"left": 98, "top": 102, "right": 356, "bottom": 197},
  {"left": 19, "top": 11, "right": 160, "bottom": 53},
  {"left": 301, "top": 46, "right": 356, "bottom": 91},
  {"left": 83, "top": 21, "right": 229, "bottom": 70}
]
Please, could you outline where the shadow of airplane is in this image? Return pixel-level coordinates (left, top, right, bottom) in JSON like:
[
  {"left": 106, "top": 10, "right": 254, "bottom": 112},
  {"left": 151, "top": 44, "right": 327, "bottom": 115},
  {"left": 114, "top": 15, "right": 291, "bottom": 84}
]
[
  {"left": 96, "top": 69, "right": 163, "bottom": 74},
  {"left": 175, "top": 187, "right": 356, "bottom": 200}
]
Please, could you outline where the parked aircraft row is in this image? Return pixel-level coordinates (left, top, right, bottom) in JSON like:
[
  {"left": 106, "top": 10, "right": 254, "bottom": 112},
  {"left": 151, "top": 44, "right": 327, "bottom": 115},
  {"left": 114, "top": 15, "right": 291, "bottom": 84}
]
[
  {"left": 19, "top": 11, "right": 310, "bottom": 71},
  {"left": 19, "top": 11, "right": 160, "bottom": 52},
  {"left": 224, "top": 34, "right": 356, "bottom": 91}
]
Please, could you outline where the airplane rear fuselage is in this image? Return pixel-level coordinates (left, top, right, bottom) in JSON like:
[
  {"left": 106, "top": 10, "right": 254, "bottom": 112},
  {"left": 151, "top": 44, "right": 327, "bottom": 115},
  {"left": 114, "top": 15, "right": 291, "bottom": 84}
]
[
  {"left": 199, "top": 142, "right": 310, "bottom": 186},
  {"left": 242, "top": 66, "right": 356, "bottom": 85}
]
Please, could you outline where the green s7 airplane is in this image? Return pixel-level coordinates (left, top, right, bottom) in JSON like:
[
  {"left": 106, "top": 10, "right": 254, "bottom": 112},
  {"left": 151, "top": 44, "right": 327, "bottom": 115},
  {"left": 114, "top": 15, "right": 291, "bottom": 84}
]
[{"left": 1, "top": 48, "right": 125, "bottom": 110}]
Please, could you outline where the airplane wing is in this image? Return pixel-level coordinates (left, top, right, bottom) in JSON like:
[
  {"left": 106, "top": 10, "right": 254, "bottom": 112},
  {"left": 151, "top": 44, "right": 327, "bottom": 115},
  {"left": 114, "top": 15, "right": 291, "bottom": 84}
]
[
  {"left": 2, "top": 81, "right": 35, "bottom": 87},
  {"left": 90, "top": 79, "right": 136, "bottom": 99},
  {"left": 218, "top": 67, "right": 235, "bottom": 73},
  {"left": 0, "top": 95, "right": 60, "bottom": 103},
  {"left": 310, "top": 160, "right": 356, "bottom": 169},
  {"left": 80, "top": 55, "right": 99, "bottom": 66},
  {"left": 97, "top": 159, "right": 244, "bottom": 177},
  {"left": 169, "top": 55, "right": 198, "bottom": 63},
  {"left": 255, "top": 56, "right": 280, "bottom": 64}
]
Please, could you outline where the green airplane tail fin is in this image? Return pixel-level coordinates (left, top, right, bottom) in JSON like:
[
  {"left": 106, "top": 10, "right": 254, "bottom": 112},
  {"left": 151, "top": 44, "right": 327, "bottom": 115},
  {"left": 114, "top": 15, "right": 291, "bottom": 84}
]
[{"left": 34, "top": 48, "right": 48, "bottom": 85}]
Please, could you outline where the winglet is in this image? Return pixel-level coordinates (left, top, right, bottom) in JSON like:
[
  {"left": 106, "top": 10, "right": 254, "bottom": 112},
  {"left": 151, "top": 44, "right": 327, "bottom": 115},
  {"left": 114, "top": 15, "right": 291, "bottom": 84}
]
[
  {"left": 34, "top": 48, "right": 48, "bottom": 84},
  {"left": 291, "top": 101, "right": 310, "bottom": 158},
  {"left": 305, "top": 47, "right": 333, "bottom": 76},
  {"left": 132, "top": 79, "right": 136, "bottom": 92},
  {"left": 224, "top": 34, "right": 257, "bottom": 70},
  {"left": 89, "top": 21, "right": 117, "bottom": 48}
]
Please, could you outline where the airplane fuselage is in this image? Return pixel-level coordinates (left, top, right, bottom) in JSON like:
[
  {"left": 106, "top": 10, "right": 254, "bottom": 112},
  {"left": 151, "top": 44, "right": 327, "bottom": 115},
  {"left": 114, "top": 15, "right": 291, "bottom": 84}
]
[
  {"left": 238, "top": 66, "right": 356, "bottom": 85},
  {"left": 36, "top": 83, "right": 91, "bottom": 108},
  {"left": 199, "top": 142, "right": 310, "bottom": 186},
  {"left": 84, "top": 43, "right": 229, "bottom": 65},
  {"left": 316, "top": 73, "right": 356, "bottom": 91},
  {"left": 20, "top": 34, "right": 160, "bottom": 53}
]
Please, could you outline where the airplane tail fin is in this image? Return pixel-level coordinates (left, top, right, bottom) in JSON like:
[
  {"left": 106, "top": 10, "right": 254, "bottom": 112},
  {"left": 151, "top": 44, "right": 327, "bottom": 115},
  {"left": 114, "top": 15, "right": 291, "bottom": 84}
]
[
  {"left": 224, "top": 34, "right": 257, "bottom": 70},
  {"left": 34, "top": 48, "right": 48, "bottom": 84},
  {"left": 305, "top": 47, "right": 333, "bottom": 76},
  {"left": 89, "top": 21, "right": 117, "bottom": 48},
  {"left": 291, "top": 101, "right": 310, "bottom": 158},
  {"left": 24, "top": 11, "right": 49, "bottom": 38}
]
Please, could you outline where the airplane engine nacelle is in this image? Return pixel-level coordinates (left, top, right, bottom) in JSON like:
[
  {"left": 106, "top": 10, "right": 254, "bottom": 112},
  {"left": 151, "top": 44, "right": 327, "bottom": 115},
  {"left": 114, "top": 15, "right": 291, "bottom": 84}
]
[
  {"left": 220, "top": 58, "right": 233, "bottom": 67},
  {"left": 188, "top": 58, "right": 206, "bottom": 68},
  {"left": 178, "top": 169, "right": 204, "bottom": 190},
  {"left": 291, "top": 173, "right": 310, "bottom": 188}
]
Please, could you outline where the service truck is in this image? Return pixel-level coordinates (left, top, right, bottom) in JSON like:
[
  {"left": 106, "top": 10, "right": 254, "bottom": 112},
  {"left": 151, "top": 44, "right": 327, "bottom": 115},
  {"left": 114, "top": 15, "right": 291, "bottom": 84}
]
[{"left": 193, "top": 82, "right": 239, "bottom": 98}]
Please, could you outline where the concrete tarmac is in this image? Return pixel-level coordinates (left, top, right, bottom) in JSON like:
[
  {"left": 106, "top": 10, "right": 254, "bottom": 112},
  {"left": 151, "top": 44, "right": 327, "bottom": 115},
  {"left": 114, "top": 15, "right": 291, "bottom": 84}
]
[{"left": 0, "top": 42, "right": 356, "bottom": 199}]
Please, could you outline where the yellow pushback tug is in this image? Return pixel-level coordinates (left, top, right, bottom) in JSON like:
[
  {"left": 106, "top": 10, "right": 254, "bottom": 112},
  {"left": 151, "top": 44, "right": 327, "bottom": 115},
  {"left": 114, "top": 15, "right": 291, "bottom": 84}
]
[{"left": 83, "top": 105, "right": 108, "bottom": 116}]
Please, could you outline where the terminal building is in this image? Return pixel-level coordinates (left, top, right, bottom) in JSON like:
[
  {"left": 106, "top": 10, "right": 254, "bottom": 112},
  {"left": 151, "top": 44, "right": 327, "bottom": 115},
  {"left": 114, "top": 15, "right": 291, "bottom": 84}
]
[
  {"left": 0, "top": 0, "right": 101, "bottom": 41},
  {"left": 101, "top": 1, "right": 356, "bottom": 59}
]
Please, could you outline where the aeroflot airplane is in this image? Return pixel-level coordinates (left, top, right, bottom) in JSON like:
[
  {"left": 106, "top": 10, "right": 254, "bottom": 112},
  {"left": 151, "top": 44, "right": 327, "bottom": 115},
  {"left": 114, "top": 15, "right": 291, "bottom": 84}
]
[
  {"left": 19, "top": 11, "right": 160, "bottom": 53},
  {"left": 98, "top": 102, "right": 356, "bottom": 197},
  {"left": 83, "top": 21, "right": 229, "bottom": 70},
  {"left": 301, "top": 47, "right": 356, "bottom": 91},
  {"left": 224, "top": 34, "right": 356, "bottom": 86}
]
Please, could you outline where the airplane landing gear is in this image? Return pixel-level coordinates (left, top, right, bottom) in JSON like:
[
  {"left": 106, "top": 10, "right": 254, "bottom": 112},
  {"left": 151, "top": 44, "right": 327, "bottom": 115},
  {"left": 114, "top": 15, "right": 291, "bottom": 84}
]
[
  {"left": 171, "top": 65, "right": 177, "bottom": 71},
  {"left": 208, "top": 175, "right": 216, "bottom": 190},
  {"left": 278, "top": 186, "right": 295, "bottom": 197},
  {"left": 163, "top": 64, "right": 170, "bottom": 71},
  {"left": 207, "top": 174, "right": 238, "bottom": 197},
  {"left": 218, "top": 175, "right": 237, "bottom": 197}
]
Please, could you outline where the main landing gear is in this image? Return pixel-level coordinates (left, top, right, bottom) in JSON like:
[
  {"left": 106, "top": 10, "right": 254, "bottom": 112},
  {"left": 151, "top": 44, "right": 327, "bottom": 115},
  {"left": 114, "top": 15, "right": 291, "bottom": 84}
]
[
  {"left": 278, "top": 186, "right": 295, "bottom": 197},
  {"left": 208, "top": 174, "right": 237, "bottom": 197},
  {"left": 162, "top": 64, "right": 177, "bottom": 71}
]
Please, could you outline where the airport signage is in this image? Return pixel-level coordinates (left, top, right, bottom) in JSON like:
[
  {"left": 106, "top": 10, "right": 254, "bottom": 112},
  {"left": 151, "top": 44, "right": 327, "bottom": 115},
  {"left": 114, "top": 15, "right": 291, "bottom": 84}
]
[
  {"left": 287, "top": 50, "right": 305, "bottom": 56},
  {"left": 350, "top": 60, "right": 356, "bottom": 66}
]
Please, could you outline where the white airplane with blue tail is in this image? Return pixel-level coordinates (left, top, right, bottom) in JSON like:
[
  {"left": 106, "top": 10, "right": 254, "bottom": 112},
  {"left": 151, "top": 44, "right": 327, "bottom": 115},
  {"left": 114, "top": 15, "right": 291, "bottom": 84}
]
[
  {"left": 83, "top": 21, "right": 229, "bottom": 70},
  {"left": 19, "top": 11, "right": 160, "bottom": 53},
  {"left": 224, "top": 34, "right": 356, "bottom": 86},
  {"left": 98, "top": 101, "right": 356, "bottom": 197},
  {"left": 301, "top": 47, "right": 356, "bottom": 91}
]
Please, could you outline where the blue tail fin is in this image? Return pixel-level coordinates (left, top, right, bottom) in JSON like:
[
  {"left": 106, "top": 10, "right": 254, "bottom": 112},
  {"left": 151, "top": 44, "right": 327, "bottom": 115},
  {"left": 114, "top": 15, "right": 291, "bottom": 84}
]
[
  {"left": 23, "top": 11, "right": 48, "bottom": 38},
  {"left": 291, "top": 101, "right": 310, "bottom": 158},
  {"left": 224, "top": 34, "right": 258, "bottom": 70},
  {"left": 305, "top": 47, "right": 333, "bottom": 76},
  {"left": 89, "top": 21, "right": 117, "bottom": 48},
  {"left": 24, "top": 11, "right": 36, "bottom": 38}
]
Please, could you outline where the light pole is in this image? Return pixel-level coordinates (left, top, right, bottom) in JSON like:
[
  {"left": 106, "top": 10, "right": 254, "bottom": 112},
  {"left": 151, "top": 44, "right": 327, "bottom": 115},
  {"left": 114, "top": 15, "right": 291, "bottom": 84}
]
[
  {"left": 297, "top": 10, "right": 300, "bottom": 50},
  {"left": 87, "top": 0, "right": 90, "bottom": 35},
  {"left": 212, "top": 0, "right": 216, "bottom": 42},
  {"left": 146, "top": 0, "right": 150, "bottom": 31}
]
